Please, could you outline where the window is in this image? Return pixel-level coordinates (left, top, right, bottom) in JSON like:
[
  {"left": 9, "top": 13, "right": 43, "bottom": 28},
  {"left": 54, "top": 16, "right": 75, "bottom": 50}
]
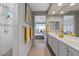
[
  {"left": 35, "top": 23, "right": 45, "bottom": 34},
  {"left": 35, "top": 15, "right": 46, "bottom": 35}
]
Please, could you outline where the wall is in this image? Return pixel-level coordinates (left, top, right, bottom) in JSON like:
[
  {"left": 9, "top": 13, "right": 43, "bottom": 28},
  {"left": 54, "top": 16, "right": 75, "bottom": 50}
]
[
  {"left": 13, "top": 4, "right": 19, "bottom": 56},
  {"left": 75, "top": 15, "right": 79, "bottom": 37},
  {"left": 0, "top": 3, "right": 33, "bottom": 56},
  {"left": 18, "top": 3, "right": 26, "bottom": 56},
  {"left": 19, "top": 3, "right": 33, "bottom": 56},
  {"left": 0, "top": 18, "right": 13, "bottom": 55},
  {"left": 35, "top": 16, "right": 46, "bottom": 23},
  {"left": 0, "top": 4, "right": 15, "bottom": 56},
  {"left": 13, "top": 3, "right": 33, "bottom": 56}
]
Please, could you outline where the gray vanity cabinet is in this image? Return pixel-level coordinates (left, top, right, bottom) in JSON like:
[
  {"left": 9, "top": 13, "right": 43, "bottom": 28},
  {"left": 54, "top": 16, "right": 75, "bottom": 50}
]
[
  {"left": 68, "top": 46, "right": 79, "bottom": 56},
  {"left": 51, "top": 37, "right": 59, "bottom": 56},
  {"left": 58, "top": 41, "right": 67, "bottom": 56}
]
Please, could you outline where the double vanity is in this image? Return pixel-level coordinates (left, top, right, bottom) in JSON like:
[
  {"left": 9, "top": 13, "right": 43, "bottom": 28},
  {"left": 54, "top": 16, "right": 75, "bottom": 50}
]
[{"left": 47, "top": 33, "right": 79, "bottom": 56}]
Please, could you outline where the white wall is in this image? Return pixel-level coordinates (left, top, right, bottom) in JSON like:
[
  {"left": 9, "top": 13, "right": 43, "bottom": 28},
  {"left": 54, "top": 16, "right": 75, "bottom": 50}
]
[
  {"left": 35, "top": 16, "right": 46, "bottom": 22},
  {"left": 19, "top": 3, "right": 33, "bottom": 56},
  {"left": 13, "top": 3, "right": 33, "bottom": 56},
  {"left": 13, "top": 4, "right": 19, "bottom": 56},
  {"left": 0, "top": 22, "right": 13, "bottom": 55},
  {"left": 0, "top": 4, "right": 14, "bottom": 56},
  {"left": 0, "top": 3, "right": 33, "bottom": 56}
]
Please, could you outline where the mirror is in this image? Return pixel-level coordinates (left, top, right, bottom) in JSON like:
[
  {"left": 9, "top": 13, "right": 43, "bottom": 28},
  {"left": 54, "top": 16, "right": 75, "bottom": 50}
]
[{"left": 64, "top": 15, "right": 75, "bottom": 35}]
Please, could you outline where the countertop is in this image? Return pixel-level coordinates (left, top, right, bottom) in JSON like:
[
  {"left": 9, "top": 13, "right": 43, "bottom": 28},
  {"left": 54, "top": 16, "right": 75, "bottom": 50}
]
[{"left": 48, "top": 33, "right": 79, "bottom": 52}]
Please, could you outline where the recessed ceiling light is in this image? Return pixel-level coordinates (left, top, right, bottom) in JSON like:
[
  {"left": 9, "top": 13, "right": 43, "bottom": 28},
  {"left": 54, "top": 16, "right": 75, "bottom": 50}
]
[
  {"left": 60, "top": 11, "right": 64, "bottom": 14},
  {"left": 70, "top": 3, "right": 75, "bottom": 6},
  {"left": 58, "top": 3, "right": 63, "bottom": 6},
  {"left": 52, "top": 11, "right": 56, "bottom": 14}
]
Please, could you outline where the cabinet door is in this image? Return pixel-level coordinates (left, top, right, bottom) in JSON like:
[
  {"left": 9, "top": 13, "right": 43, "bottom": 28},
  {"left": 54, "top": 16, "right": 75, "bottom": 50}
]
[
  {"left": 68, "top": 46, "right": 79, "bottom": 56},
  {"left": 52, "top": 37, "right": 59, "bottom": 56},
  {"left": 48, "top": 35, "right": 50, "bottom": 46},
  {"left": 59, "top": 41, "right": 67, "bottom": 56},
  {"left": 48, "top": 35, "right": 52, "bottom": 47},
  {"left": 51, "top": 37, "right": 54, "bottom": 50},
  {"left": 51, "top": 37, "right": 55, "bottom": 51}
]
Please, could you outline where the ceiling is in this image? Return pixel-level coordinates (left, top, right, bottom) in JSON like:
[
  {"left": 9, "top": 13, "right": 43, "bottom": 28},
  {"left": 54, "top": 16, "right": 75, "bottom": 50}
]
[
  {"left": 48, "top": 3, "right": 79, "bottom": 15},
  {"left": 29, "top": 3, "right": 50, "bottom": 11}
]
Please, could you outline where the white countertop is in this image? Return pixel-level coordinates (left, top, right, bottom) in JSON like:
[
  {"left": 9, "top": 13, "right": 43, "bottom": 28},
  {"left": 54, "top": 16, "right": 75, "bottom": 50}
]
[{"left": 48, "top": 33, "right": 79, "bottom": 52}]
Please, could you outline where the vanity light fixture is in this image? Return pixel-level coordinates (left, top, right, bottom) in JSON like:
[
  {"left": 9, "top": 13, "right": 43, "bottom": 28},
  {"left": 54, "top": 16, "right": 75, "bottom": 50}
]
[
  {"left": 52, "top": 11, "right": 56, "bottom": 14},
  {"left": 70, "top": 3, "right": 75, "bottom": 6},
  {"left": 60, "top": 11, "right": 64, "bottom": 14},
  {"left": 58, "top": 3, "right": 63, "bottom": 6}
]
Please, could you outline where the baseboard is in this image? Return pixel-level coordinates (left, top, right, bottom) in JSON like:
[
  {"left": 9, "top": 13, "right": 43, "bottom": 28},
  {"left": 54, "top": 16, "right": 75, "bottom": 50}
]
[{"left": 25, "top": 42, "right": 33, "bottom": 56}]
